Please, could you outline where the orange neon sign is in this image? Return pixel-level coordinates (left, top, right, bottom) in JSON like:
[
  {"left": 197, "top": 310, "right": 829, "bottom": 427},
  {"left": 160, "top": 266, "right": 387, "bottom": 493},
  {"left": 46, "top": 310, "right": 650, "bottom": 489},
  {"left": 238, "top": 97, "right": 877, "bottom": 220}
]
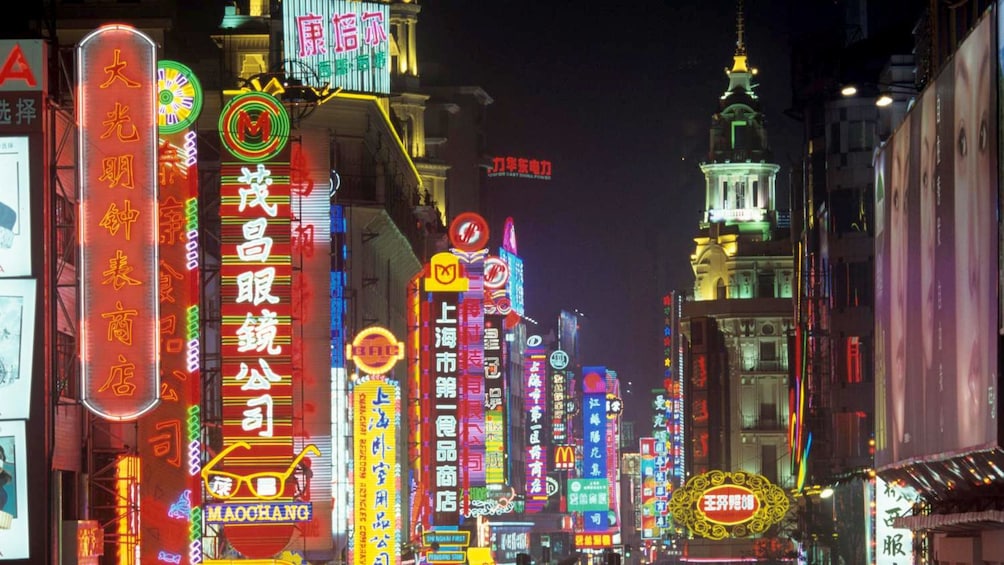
[{"left": 77, "top": 25, "right": 160, "bottom": 421}]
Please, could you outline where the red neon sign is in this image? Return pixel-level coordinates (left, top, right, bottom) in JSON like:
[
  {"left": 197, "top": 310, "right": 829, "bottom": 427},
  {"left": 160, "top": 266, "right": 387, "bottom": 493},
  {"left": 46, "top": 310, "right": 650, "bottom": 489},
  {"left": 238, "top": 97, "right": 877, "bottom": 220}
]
[
  {"left": 487, "top": 156, "right": 552, "bottom": 180},
  {"left": 77, "top": 24, "right": 160, "bottom": 421},
  {"left": 699, "top": 484, "right": 760, "bottom": 525}
]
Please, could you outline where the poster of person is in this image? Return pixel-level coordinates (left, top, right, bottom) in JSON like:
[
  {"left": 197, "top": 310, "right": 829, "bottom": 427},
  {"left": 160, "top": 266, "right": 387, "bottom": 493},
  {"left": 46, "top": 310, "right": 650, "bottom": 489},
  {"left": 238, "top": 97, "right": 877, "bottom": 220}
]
[
  {"left": 0, "top": 420, "right": 28, "bottom": 560},
  {"left": 0, "top": 279, "right": 36, "bottom": 421},
  {"left": 0, "top": 137, "right": 31, "bottom": 277}
]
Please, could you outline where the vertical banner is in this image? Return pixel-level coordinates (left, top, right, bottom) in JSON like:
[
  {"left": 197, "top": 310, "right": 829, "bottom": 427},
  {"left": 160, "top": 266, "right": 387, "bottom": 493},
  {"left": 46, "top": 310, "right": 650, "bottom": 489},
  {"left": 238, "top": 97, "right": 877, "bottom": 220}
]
[
  {"left": 455, "top": 247, "right": 486, "bottom": 516},
  {"left": 207, "top": 91, "right": 310, "bottom": 558},
  {"left": 523, "top": 337, "right": 547, "bottom": 513},
  {"left": 77, "top": 24, "right": 160, "bottom": 421},
  {"left": 423, "top": 250, "right": 468, "bottom": 528},
  {"left": 137, "top": 60, "right": 203, "bottom": 565},
  {"left": 352, "top": 379, "right": 398, "bottom": 565},
  {"left": 639, "top": 437, "right": 659, "bottom": 539},
  {"left": 483, "top": 315, "right": 505, "bottom": 488},
  {"left": 581, "top": 366, "right": 609, "bottom": 532},
  {"left": 874, "top": 478, "right": 920, "bottom": 564},
  {"left": 289, "top": 136, "right": 334, "bottom": 554},
  {"left": 331, "top": 204, "right": 349, "bottom": 550}
]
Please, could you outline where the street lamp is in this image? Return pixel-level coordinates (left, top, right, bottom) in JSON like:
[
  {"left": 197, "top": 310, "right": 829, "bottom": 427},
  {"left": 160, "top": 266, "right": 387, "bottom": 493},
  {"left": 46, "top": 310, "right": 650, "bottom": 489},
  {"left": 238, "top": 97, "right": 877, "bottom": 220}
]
[{"left": 839, "top": 81, "right": 919, "bottom": 107}]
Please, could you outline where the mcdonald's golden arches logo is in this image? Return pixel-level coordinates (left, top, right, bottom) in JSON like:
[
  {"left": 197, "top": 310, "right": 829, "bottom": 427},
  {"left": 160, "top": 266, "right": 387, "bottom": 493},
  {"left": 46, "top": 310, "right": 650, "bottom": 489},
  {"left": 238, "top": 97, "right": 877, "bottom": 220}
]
[{"left": 554, "top": 444, "right": 576, "bottom": 471}]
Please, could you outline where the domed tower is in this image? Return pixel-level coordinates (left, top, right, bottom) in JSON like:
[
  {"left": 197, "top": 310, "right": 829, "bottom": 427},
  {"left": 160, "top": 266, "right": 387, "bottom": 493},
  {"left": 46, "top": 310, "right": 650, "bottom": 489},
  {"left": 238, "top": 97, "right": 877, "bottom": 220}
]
[
  {"left": 698, "top": 3, "right": 781, "bottom": 237},
  {"left": 691, "top": 2, "right": 789, "bottom": 303}
]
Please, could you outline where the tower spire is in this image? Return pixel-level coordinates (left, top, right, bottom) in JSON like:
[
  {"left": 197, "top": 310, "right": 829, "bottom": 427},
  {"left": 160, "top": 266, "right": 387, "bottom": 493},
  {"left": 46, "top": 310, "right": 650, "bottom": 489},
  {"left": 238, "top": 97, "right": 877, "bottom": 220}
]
[
  {"left": 736, "top": 0, "right": 746, "bottom": 57},
  {"left": 730, "top": 0, "right": 749, "bottom": 73}
]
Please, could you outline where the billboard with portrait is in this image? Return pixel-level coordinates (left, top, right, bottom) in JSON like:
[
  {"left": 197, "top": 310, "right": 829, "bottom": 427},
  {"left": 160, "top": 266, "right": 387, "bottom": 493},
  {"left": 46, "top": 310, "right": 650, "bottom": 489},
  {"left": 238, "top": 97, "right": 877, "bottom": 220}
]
[{"left": 874, "top": 11, "right": 999, "bottom": 467}]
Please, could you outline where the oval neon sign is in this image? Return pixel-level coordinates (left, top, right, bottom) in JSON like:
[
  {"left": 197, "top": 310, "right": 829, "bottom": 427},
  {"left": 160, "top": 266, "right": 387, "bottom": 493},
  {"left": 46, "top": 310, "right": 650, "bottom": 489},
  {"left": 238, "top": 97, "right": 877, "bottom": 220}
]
[{"left": 699, "top": 484, "right": 760, "bottom": 525}]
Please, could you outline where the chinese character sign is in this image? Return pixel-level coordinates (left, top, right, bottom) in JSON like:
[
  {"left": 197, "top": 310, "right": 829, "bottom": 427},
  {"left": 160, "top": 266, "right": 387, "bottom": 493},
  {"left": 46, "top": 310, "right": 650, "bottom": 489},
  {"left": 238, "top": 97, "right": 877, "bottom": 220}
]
[
  {"left": 456, "top": 249, "right": 486, "bottom": 515},
  {"left": 77, "top": 24, "right": 160, "bottom": 421},
  {"left": 487, "top": 156, "right": 552, "bottom": 180},
  {"left": 352, "top": 379, "right": 398, "bottom": 565},
  {"left": 216, "top": 91, "right": 296, "bottom": 558},
  {"left": 483, "top": 315, "right": 506, "bottom": 487},
  {"left": 136, "top": 59, "right": 204, "bottom": 565},
  {"left": 428, "top": 289, "right": 461, "bottom": 526},
  {"left": 875, "top": 478, "right": 919, "bottom": 565},
  {"left": 523, "top": 338, "right": 548, "bottom": 513},
  {"left": 282, "top": 0, "right": 390, "bottom": 94},
  {"left": 581, "top": 366, "right": 608, "bottom": 531}
]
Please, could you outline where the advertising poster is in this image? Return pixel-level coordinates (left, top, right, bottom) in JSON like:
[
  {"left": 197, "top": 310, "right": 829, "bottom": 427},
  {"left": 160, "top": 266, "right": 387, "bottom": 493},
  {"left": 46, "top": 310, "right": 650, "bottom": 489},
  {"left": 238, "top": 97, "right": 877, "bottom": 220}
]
[
  {"left": 0, "top": 137, "right": 31, "bottom": 277},
  {"left": 0, "top": 420, "right": 28, "bottom": 560},
  {"left": 0, "top": 279, "right": 36, "bottom": 421},
  {"left": 875, "top": 12, "right": 998, "bottom": 466}
]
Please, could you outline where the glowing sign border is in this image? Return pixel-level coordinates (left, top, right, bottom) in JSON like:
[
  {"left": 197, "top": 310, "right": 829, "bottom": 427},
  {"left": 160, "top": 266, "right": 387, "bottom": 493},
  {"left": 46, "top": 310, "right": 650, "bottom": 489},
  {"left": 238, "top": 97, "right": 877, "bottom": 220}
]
[{"left": 668, "top": 470, "right": 789, "bottom": 540}]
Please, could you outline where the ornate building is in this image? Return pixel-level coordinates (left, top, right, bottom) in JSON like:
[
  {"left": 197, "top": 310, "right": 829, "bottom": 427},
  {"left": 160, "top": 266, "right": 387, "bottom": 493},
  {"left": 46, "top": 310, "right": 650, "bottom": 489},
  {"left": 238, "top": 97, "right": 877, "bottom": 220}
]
[{"left": 680, "top": 6, "right": 796, "bottom": 560}]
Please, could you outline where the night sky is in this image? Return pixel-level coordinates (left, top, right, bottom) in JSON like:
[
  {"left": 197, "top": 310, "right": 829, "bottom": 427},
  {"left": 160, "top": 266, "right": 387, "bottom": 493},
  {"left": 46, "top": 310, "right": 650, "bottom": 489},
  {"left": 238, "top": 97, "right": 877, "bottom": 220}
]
[{"left": 418, "top": 0, "right": 803, "bottom": 426}]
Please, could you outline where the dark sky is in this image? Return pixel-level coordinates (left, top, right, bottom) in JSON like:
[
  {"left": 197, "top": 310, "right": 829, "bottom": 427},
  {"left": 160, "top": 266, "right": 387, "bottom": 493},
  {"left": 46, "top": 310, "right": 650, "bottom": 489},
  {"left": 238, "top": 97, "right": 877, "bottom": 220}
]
[{"left": 418, "top": 0, "right": 803, "bottom": 423}]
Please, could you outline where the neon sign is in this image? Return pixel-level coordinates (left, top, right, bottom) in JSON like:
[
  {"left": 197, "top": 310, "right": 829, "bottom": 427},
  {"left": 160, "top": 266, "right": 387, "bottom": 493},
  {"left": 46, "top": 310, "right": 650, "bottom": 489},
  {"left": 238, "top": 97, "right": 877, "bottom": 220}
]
[
  {"left": 346, "top": 326, "right": 404, "bottom": 375},
  {"left": 668, "top": 470, "right": 789, "bottom": 540},
  {"left": 523, "top": 338, "right": 547, "bottom": 513},
  {"left": 217, "top": 90, "right": 298, "bottom": 558},
  {"left": 488, "top": 156, "right": 552, "bottom": 180},
  {"left": 282, "top": 0, "right": 390, "bottom": 94},
  {"left": 77, "top": 24, "right": 160, "bottom": 421},
  {"left": 352, "top": 378, "right": 399, "bottom": 565}
]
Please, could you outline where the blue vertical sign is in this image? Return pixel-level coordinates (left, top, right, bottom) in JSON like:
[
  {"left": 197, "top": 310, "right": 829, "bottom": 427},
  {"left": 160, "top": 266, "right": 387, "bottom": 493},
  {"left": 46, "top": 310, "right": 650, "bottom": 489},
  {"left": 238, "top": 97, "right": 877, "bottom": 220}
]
[{"left": 581, "top": 366, "right": 608, "bottom": 531}]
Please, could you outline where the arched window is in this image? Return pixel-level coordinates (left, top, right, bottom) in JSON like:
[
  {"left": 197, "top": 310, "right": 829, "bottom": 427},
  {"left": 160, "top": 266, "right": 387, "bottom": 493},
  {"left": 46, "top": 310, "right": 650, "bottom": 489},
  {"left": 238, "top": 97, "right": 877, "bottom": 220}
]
[{"left": 716, "top": 278, "right": 727, "bottom": 300}]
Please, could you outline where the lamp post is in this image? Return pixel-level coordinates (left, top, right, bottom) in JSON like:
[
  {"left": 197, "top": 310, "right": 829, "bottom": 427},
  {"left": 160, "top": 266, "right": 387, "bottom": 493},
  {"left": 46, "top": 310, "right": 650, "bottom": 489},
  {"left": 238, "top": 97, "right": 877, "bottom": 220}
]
[{"left": 839, "top": 81, "right": 920, "bottom": 107}]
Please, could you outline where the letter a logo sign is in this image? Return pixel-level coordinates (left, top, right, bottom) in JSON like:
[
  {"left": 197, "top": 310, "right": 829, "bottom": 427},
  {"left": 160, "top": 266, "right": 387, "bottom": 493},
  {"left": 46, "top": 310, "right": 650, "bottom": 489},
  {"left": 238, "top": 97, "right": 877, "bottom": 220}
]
[{"left": 0, "top": 43, "right": 39, "bottom": 90}]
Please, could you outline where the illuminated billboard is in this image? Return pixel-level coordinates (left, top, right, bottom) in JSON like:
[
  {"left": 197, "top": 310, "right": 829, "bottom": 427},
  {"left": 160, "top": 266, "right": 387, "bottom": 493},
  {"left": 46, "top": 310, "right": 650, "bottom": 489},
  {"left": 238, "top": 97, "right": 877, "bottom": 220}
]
[
  {"left": 875, "top": 478, "right": 920, "bottom": 564},
  {"left": 455, "top": 249, "right": 487, "bottom": 516},
  {"left": 874, "top": 12, "right": 998, "bottom": 466},
  {"left": 487, "top": 156, "right": 553, "bottom": 180},
  {"left": 426, "top": 268, "right": 463, "bottom": 526},
  {"left": 77, "top": 24, "right": 160, "bottom": 422},
  {"left": 288, "top": 137, "right": 334, "bottom": 554},
  {"left": 0, "top": 420, "right": 28, "bottom": 560},
  {"left": 281, "top": 0, "right": 390, "bottom": 94},
  {"left": 214, "top": 90, "right": 300, "bottom": 558},
  {"left": 523, "top": 336, "right": 548, "bottom": 513},
  {"left": 137, "top": 59, "right": 203, "bottom": 565},
  {"left": 581, "top": 366, "right": 608, "bottom": 531},
  {"left": 352, "top": 378, "right": 398, "bottom": 565},
  {"left": 483, "top": 315, "right": 506, "bottom": 487},
  {"left": 668, "top": 470, "right": 789, "bottom": 540}
]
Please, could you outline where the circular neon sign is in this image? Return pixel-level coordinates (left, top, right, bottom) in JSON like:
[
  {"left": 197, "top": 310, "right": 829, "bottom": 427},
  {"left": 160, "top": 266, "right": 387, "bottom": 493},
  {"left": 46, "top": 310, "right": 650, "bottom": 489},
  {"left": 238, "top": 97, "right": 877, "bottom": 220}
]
[
  {"left": 218, "top": 91, "right": 290, "bottom": 162},
  {"left": 346, "top": 326, "right": 404, "bottom": 375},
  {"left": 157, "top": 60, "right": 203, "bottom": 133}
]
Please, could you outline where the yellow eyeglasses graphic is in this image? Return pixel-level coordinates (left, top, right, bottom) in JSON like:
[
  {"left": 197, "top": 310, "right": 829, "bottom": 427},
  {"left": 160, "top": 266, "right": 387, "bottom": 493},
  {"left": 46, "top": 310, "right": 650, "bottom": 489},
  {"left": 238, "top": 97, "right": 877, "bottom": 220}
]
[{"left": 202, "top": 441, "right": 320, "bottom": 500}]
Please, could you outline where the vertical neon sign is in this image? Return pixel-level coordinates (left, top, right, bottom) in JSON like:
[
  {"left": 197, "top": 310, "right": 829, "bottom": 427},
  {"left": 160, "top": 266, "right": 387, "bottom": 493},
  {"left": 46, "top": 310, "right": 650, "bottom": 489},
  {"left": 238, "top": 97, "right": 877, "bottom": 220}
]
[
  {"left": 523, "top": 337, "right": 548, "bottom": 513},
  {"left": 351, "top": 378, "right": 399, "bottom": 565},
  {"left": 582, "top": 366, "right": 609, "bottom": 531},
  {"left": 77, "top": 24, "right": 160, "bottom": 421},
  {"left": 137, "top": 59, "right": 203, "bottom": 565},
  {"left": 213, "top": 91, "right": 298, "bottom": 558}
]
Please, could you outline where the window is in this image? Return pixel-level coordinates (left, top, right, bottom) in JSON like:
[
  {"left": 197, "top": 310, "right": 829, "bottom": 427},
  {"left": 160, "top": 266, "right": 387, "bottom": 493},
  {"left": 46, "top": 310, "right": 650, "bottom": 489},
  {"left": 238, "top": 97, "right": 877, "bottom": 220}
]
[
  {"left": 716, "top": 278, "right": 727, "bottom": 300},
  {"left": 722, "top": 181, "right": 729, "bottom": 207},
  {"left": 752, "top": 180, "right": 759, "bottom": 207},
  {"left": 736, "top": 182, "right": 746, "bottom": 208},
  {"left": 760, "top": 444, "right": 777, "bottom": 484},
  {"left": 757, "top": 273, "right": 774, "bottom": 298},
  {"left": 759, "top": 341, "right": 776, "bottom": 361}
]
